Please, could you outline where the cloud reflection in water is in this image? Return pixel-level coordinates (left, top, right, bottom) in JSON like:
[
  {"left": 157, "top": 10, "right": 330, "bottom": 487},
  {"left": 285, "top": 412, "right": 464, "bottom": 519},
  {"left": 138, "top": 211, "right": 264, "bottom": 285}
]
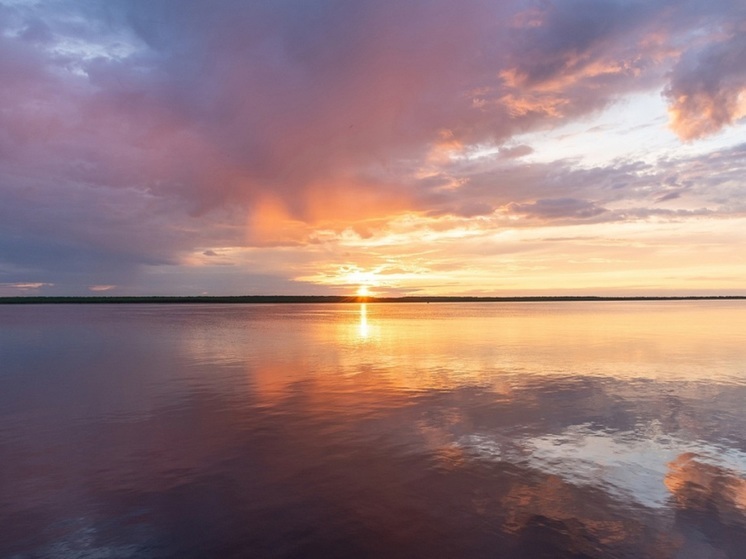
[{"left": 1, "top": 302, "right": 746, "bottom": 558}]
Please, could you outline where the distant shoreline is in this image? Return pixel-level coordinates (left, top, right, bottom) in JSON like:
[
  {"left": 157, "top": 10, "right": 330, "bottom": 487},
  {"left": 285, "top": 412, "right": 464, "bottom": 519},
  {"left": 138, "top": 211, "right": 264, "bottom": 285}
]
[{"left": 1, "top": 295, "right": 745, "bottom": 304}]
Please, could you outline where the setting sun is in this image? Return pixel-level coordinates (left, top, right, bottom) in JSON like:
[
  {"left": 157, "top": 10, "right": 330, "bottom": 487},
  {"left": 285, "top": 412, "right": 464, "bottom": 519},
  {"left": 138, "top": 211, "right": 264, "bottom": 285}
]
[{"left": 357, "top": 285, "right": 371, "bottom": 297}]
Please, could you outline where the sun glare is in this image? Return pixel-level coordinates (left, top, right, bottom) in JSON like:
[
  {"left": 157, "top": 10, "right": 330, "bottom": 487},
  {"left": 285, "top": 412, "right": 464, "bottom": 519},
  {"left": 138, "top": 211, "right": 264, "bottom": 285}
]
[{"left": 357, "top": 285, "right": 371, "bottom": 297}]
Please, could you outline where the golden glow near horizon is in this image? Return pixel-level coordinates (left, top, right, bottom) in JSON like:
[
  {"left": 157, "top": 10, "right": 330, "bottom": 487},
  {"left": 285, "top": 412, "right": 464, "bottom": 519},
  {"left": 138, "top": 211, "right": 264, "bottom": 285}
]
[
  {"left": 171, "top": 207, "right": 746, "bottom": 298},
  {"left": 275, "top": 212, "right": 746, "bottom": 297}
]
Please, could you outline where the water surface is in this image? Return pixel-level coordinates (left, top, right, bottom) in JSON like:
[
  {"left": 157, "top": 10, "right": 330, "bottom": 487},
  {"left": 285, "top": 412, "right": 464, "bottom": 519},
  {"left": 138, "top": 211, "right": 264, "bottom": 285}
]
[{"left": 1, "top": 302, "right": 745, "bottom": 558}]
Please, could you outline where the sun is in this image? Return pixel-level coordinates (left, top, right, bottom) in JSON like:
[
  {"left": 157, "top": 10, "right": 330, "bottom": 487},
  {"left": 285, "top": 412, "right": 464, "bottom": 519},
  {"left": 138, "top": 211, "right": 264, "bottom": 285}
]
[{"left": 337, "top": 267, "right": 380, "bottom": 297}]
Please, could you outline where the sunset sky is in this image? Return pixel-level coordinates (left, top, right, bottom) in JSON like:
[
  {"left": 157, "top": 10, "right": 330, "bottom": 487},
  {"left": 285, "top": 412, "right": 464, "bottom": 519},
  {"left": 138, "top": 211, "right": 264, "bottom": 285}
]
[{"left": 1, "top": 0, "right": 745, "bottom": 296}]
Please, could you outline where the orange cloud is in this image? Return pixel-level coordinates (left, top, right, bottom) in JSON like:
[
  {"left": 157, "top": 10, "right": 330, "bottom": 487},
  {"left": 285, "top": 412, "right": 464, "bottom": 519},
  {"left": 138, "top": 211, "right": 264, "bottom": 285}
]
[
  {"left": 665, "top": 30, "right": 746, "bottom": 140},
  {"left": 668, "top": 90, "right": 746, "bottom": 141}
]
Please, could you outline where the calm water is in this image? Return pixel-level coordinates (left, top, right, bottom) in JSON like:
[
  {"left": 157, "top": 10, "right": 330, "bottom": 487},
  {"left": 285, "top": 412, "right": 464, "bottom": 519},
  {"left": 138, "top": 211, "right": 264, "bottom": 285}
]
[{"left": 1, "top": 302, "right": 746, "bottom": 558}]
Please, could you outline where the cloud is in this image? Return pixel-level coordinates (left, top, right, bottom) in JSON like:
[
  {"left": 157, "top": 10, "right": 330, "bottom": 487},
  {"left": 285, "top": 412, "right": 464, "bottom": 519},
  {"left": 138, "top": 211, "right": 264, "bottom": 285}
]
[
  {"left": 88, "top": 284, "right": 116, "bottom": 292},
  {"left": 656, "top": 191, "right": 681, "bottom": 203},
  {"left": 506, "top": 198, "right": 609, "bottom": 222},
  {"left": 1, "top": 282, "right": 53, "bottom": 290},
  {"left": 0, "top": 0, "right": 699, "bottom": 214},
  {"left": 666, "top": 25, "right": 746, "bottom": 140},
  {"left": 0, "top": 0, "right": 744, "bottom": 294},
  {"left": 498, "top": 144, "right": 534, "bottom": 159}
]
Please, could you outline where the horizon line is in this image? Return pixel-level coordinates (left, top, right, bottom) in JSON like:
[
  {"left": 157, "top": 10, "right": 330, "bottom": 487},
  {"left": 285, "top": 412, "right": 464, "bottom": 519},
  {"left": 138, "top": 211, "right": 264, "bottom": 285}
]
[{"left": 2, "top": 295, "right": 746, "bottom": 304}]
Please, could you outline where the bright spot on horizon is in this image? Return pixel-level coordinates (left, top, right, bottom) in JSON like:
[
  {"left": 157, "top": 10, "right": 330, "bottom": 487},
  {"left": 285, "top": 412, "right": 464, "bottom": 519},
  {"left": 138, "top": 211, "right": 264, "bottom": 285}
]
[{"left": 357, "top": 285, "right": 371, "bottom": 297}]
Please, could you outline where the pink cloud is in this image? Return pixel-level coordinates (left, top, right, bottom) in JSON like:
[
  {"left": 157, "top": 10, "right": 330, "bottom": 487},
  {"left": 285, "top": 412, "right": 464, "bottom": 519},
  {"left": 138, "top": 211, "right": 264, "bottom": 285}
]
[
  {"left": 2, "top": 282, "right": 53, "bottom": 290},
  {"left": 665, "top": 29, "right": 746, "bottom": 140},
  {"left": 88, "top": 285, "right": 117, "bottom": 292}
]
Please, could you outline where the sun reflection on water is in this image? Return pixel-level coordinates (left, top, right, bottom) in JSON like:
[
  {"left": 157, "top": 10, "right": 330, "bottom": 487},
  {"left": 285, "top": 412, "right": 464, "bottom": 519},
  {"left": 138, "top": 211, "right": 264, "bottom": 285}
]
[{"left": 358, "top": 303, "right": 369, "bottom": 339}]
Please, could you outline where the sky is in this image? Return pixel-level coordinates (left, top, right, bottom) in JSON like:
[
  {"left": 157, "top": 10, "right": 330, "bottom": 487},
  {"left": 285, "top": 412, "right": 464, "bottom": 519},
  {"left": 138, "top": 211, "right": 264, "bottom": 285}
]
[{"left": 1, "top": 0, "right": 745, "bottom": 297}]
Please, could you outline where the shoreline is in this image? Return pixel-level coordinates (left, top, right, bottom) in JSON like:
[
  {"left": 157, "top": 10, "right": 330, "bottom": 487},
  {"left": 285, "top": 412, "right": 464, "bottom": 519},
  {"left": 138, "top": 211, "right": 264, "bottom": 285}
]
[{"left": 1, "top": 295, "right": 746, "bottom": 304}]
